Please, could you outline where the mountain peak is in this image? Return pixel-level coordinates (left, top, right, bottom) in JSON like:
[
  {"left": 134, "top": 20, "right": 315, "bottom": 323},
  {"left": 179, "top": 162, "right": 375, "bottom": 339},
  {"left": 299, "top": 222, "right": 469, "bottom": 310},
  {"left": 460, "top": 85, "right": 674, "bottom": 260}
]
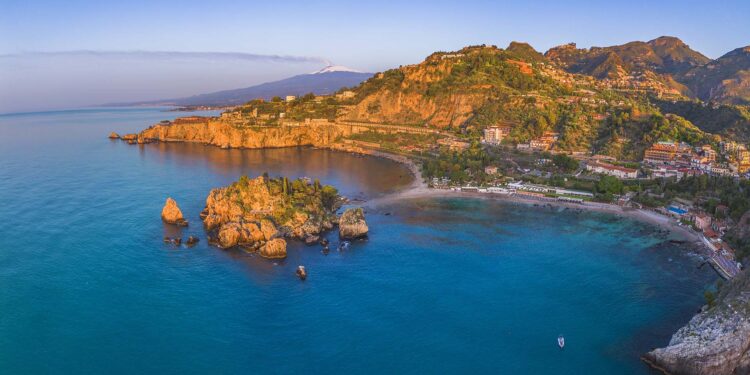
[
  {"left": 312, "top": 65, "right": 362, "bottom": 74},
  {"left": 648, "top": 36, "right": 686, "bottom": 47},
  {"left": 506, "top": 41, "right": 546, "bottom": 62}
]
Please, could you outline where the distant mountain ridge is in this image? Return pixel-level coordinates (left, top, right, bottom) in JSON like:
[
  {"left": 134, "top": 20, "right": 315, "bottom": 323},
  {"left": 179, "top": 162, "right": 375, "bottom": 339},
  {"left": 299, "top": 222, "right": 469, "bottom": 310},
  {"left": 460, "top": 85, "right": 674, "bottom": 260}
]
[
  {"left": 119, "top": 68, "right": 372, "bottom": 107},
  {"left": 545, "top": 36, "right": 749, "bottom": 104},
  {"left": 681, "top": 46, "right": 750, "bottom": 105}
]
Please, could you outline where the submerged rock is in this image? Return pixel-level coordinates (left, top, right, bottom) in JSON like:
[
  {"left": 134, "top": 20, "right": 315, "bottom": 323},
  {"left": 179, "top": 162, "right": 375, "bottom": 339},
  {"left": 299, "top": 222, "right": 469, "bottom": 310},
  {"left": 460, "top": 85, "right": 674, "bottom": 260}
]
[
  {"left": 260, "top": 238, "right": 287, "bottom": 259},
  {"left": 304, "top": 235, "right": 320, "bottom": 245},
  {"left": 161, "top": 197, "right": 187, "bottom": 226},
  {"left": 163, "top": 236, "right": 181, "bottom": 245},
  {"left": 296, "top": 265, "right": 307, "bottom": 280},
  {"left": 339, "top": 207, "right": 368, "bottom": 239},
  {"left": 185, "top": 236, "right": 199, "bottom": 246}
]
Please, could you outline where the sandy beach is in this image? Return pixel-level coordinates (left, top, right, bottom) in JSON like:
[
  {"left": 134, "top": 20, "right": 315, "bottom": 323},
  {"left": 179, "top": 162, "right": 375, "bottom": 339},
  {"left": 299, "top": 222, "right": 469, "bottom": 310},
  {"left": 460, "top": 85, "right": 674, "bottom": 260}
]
[{"left": 362, "top": 151, "right": 706, "bottom": 249}]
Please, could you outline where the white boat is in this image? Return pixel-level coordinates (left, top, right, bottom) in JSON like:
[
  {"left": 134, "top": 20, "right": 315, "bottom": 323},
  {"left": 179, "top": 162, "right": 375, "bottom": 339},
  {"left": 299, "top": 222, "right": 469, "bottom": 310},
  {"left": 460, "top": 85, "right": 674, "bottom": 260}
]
[{"left": 558, "top": 335, "right": 565, "bottom": 349}]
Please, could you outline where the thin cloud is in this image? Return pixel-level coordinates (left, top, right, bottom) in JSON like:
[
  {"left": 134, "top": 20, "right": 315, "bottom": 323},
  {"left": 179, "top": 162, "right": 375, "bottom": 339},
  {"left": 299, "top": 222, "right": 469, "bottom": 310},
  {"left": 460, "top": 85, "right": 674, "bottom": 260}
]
[{"left": 0, "top": 50, "right": 330, "bottom": 64}]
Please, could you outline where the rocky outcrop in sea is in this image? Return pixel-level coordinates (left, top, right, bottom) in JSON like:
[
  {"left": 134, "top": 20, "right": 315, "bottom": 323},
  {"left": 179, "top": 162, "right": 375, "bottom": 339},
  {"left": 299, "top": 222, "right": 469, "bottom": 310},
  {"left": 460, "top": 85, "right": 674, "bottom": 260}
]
[
  {"left": 201, "top": 175, "right": 345, "bottom": 259},
  {"left": 643, "top": 269, "right": 750, "bottom": 374},
  {"left": 161, "top": 197, "right": 187, "bottom": 226},
  {"left": 339, "top": 207, "right": 369, "bottom": 239}
]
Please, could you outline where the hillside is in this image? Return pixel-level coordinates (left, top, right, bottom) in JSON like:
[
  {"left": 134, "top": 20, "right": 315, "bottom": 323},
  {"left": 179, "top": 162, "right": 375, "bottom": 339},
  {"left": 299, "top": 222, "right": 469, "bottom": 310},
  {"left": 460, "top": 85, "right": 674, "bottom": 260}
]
[
  {"left": 546, "top": 37, "right": 708, "bottom": 76},
  {"left": 343, "top": 43, "right": 576, "bottom": 129},
  {"left": 334, "top": 43, "right": 724, "bottom": 158},
  {"left": 133, "top": 39, "right": 750, "bottom": 160},
  {"left": 681, "top": 46, "right": 750, "bottom": 105}
]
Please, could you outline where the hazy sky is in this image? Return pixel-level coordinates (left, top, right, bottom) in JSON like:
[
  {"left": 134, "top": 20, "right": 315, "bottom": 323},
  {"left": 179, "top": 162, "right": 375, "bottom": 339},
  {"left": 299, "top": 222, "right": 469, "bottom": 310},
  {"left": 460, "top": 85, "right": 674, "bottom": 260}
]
[{"left": 1, "top": 0, "right": 748, "bottom": 113}]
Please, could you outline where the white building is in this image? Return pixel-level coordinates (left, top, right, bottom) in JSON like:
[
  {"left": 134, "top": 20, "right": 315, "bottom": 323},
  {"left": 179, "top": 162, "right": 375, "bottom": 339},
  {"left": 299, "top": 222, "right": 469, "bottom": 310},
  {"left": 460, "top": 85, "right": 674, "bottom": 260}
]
[
  {"left": 586, "top": 161, "right": 637, "bottom": 179},
  {"left": 482, "top": 126, "right": 510, "bottom": 145}
]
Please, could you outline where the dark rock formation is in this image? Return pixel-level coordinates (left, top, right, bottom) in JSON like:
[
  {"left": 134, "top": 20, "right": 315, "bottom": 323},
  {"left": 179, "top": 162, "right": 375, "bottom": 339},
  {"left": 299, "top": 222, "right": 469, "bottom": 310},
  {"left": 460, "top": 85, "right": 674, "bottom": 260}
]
[
  {"left": 296, "top": 265, "right": 307, "bottom": 280},
  {"left": 185, "top": 236, "right": 199, "bottom": 246}
]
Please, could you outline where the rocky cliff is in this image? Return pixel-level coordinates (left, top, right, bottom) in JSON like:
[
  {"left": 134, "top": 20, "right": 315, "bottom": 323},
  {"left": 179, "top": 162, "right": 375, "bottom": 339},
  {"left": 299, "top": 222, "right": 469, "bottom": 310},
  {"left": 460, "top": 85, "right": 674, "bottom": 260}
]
[
  {"left": 139, "top": 117, "right": 350, "bottom": 149},
  {"left": 643, "top": 269, "right": 750, "bottom": 374}
]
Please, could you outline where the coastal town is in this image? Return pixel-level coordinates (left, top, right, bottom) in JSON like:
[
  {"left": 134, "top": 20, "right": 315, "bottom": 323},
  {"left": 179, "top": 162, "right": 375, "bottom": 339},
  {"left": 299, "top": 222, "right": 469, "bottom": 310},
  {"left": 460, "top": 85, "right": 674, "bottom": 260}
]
[{"left": 419, "top": 124, "right": 750, "bottom": 280}]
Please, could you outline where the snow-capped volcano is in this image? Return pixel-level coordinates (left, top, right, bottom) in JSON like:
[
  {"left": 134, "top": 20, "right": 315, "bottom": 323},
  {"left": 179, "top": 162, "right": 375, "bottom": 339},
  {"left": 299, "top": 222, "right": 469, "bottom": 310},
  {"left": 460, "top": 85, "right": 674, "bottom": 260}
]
[{"left": 312, "top": 65, "right": 362, "bottom": 74}]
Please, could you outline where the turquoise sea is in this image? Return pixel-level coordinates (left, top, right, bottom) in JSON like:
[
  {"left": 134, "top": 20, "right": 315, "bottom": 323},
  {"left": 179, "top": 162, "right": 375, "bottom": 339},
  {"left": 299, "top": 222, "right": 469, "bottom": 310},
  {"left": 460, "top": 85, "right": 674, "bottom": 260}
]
[{"left": 0, "top": 107, "right": 716, "bottom": 374}]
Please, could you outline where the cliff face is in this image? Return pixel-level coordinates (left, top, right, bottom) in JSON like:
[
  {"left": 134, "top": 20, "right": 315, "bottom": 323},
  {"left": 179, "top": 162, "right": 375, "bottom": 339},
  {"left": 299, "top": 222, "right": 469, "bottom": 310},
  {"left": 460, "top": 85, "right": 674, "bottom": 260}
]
[
  {"left": 341, "top": 44, "right": 561, "bottom": 129},
  {"left": 139, "top": 118, "right": 350, "bottom": 149},
  {"left": 342, "top": 56, "right": 490, "bottom": 127},
  {"left": 644, "top": 269, "right": 750, "bottom": 375}
]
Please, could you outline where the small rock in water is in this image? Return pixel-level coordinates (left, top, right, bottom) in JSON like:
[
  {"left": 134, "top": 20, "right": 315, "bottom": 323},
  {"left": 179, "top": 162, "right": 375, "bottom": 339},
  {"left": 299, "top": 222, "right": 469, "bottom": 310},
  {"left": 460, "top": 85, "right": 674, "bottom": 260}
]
[
  {"left": 185, "top": 236, "right": 199, "bottom": 246},
  {"left": 296, "top": 265, "right": 307, "bottom": 280},
  {"left": 304, "top": 235, "right": 320, "bottom": 245},
  {"left": 163, "top": 236, "right": 182, "bottom": 246}
]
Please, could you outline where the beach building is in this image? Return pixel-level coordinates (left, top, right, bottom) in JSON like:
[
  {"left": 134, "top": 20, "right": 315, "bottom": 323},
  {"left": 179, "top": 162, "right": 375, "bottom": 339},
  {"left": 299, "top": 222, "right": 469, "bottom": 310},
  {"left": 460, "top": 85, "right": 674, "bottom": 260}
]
[
  {"left": 586, "top": 160, "right": 637, "bottom": 179},
  {"left": 484, "top": 166, "right": 499, "bottom": 175},
  {"left": 651, "top": 166, "right": 684, "bottom": 180},
  {"left": 554, "top": 188, "right": 593, "bottom": 198}
]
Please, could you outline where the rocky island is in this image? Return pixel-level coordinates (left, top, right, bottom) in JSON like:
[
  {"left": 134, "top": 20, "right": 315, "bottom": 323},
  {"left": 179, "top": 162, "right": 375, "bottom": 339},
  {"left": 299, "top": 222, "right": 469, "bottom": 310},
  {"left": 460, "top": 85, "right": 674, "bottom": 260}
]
[{"left": 200, "top": 175, "right": 365, "bottom": 259}]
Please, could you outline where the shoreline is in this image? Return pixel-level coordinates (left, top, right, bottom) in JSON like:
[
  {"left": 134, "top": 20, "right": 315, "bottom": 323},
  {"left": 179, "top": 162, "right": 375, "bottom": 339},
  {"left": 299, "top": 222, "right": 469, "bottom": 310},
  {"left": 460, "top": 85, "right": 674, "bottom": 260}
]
[
  {"left": 132, "top": 137, "right": 708, "bottom": 254},
  {"left": 369, "top": 187, "right": 704, "bottom": 245},
  {"left": 360, "top": 150, "right": 706, "bottom": 248}
]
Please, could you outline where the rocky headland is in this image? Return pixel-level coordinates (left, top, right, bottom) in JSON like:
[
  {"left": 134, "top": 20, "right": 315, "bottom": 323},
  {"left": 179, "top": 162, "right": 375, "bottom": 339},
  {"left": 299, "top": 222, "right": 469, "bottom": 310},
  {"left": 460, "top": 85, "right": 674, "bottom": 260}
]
[
  {"left": 200, "top": 175, "right": 366, "bottom": 259},
  {"left": 137, "top": 117, "right": 351, "bottom": 149},
  {"left": 643, "top": 269, "right": 750, "bottom": 375}
]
